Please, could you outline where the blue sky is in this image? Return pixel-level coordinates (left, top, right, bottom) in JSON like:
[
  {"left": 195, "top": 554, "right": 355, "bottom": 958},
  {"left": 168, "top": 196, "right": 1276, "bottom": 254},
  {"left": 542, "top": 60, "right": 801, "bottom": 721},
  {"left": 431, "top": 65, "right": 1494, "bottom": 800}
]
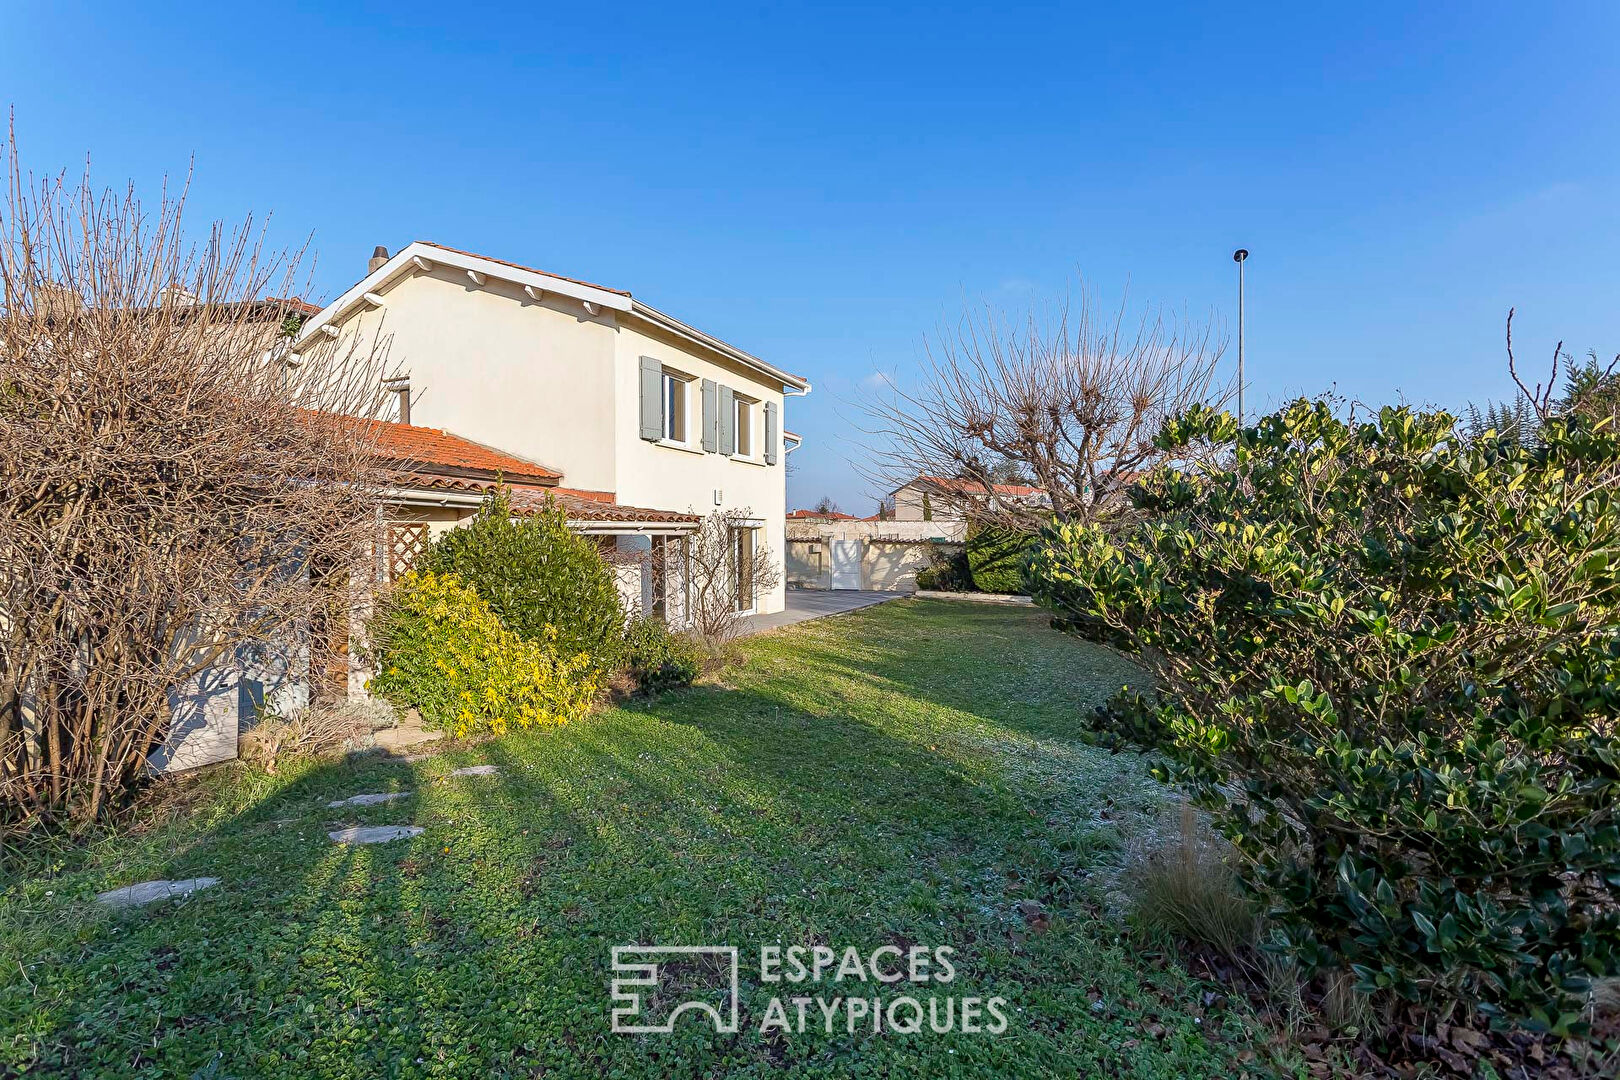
[{"left": 6, "top": 2, "right": 1618, "bottom": 513}]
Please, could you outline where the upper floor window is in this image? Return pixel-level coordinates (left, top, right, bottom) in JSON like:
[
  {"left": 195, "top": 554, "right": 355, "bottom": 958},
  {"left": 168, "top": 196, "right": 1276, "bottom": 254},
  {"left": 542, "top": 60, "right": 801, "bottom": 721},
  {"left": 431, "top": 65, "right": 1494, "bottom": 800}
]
[
  {"left": 734, "top": 396, "right": 756, "bottom": 458},
  {"left": 663, "top": 370, "right": 690, "bottom": 444}
]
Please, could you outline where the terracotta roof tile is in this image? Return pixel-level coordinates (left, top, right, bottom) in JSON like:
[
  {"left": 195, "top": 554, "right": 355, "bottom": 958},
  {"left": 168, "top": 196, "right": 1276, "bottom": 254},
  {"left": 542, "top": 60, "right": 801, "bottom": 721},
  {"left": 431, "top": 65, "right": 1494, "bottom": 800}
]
[
  {"left": 787, "top": 508, "right": 857, "bottom": 520},
  {"left": 364, "top": 419, "right": 562, "bottom": 486},
  {"left": 910, "top": 474, "right": 1045, "bottom": 498}
]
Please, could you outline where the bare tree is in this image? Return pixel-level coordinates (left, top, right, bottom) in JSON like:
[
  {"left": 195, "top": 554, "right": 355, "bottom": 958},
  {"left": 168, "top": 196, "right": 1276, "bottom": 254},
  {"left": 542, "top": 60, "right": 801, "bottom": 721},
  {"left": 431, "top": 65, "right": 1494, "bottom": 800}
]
[
  {"left": 683, "top": 508, "right": 781, "bottom": 643},
  {"left": 861, "top": 283, "right": 1230, "bottom": 530},
  {"left": 811, "top": 495, "right": 842, "bottom": 516},
  {"left": 0, "top": 129, "right": 392, "bottom": 827}
]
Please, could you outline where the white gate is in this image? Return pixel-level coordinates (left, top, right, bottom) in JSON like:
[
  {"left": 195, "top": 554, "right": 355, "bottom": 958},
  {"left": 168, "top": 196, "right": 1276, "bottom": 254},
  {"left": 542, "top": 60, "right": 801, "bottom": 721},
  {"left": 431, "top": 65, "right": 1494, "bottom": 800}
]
[{"left": 828, "top": 540, "right": 864, "bottom": 590}]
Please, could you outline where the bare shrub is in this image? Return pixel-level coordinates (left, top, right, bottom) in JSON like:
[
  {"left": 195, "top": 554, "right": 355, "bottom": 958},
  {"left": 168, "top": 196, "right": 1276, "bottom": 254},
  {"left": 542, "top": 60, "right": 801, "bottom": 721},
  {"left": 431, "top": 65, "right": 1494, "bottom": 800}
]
[
  {"left": 862, "top": 282, "right": 1229, "bottom": 529},
  {"left": 684, "top": 508, "right": 781, "bottom": 643},
  {"left": 0, "top": 127, "right": 393, "bottom": 826}
]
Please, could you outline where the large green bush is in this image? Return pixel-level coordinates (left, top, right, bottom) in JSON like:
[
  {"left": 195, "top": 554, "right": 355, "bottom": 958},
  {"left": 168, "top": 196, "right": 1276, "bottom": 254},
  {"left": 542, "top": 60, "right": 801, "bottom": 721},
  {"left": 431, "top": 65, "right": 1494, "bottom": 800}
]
[
  {"left": 367, "top": 571, "right": 600, "bottom": 737},
  {"left": 416, "top": 488, "right": 623, "bottom": 671},
  {"left": 1028, "top": 400, "right": 1620, "bottom": 1035},
  {"left": 915, "top": 545, "right": 972, "bottom": 591},
  {"left": 618, "top": 615, "right": 704, "bottom": 695},
  {"left": 965, "top": 524, "right": 1036, "bottom": 594}
]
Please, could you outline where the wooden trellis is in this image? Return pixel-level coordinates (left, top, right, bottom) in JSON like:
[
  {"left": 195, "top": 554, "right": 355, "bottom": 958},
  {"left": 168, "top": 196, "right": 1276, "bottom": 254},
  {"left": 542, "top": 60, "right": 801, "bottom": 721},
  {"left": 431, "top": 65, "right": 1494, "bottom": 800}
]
[{"left": 386, "top": 523, "right": 430, "bottom": 582}]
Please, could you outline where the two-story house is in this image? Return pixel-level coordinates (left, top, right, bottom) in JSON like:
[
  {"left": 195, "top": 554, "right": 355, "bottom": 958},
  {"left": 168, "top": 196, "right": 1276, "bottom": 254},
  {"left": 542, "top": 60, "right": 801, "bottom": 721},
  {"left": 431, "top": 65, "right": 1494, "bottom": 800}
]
[
  {"left": 292, "top": 241, "right": 810, "bottom": 623},
  {"left": 154, "top": 245, "right": 808, "bottom": 773}
]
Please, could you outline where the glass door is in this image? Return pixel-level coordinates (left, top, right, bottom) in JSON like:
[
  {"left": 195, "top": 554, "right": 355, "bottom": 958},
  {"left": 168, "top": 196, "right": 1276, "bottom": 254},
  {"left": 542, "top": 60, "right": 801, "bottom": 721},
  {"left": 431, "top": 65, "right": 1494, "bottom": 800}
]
[{"left": 733, "top": 527, "right": 756, "bottom": 612}]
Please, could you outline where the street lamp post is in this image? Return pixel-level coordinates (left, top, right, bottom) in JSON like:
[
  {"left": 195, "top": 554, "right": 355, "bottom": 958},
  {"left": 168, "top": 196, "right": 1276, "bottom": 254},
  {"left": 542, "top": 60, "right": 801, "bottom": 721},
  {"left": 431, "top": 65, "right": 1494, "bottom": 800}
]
[{"left": 1233, "top": 248, "right": 1248, "bottom": 429}]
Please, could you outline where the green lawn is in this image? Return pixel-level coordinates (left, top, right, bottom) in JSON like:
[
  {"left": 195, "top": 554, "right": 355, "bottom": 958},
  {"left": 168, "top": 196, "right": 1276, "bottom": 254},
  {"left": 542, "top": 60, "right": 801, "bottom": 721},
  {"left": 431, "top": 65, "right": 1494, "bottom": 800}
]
[{"left": 1, "top": 599, "right": 1263, "bottom": 1078}]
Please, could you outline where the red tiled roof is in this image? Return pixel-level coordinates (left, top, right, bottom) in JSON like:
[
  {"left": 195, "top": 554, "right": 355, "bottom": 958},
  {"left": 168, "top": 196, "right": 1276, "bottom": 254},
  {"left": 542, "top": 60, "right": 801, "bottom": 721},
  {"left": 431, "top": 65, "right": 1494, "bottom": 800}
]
[
  {"left": 787, "top": 508, "right": 857, "bottom": 520},
  {"left": 416, "top": 241, "right": 631, "bottom": 298},
  {"left": 394, "top": 471, "right": 698, "bottom": 526},
  {"left": 365, "top": 419, "right": 562, "bottom": 486},
  {"left": 909, "top": 474, "right": 1044, "bottom": 498},
  {"left": 540, "top": 489, "right": 698, "bottom": 525}
]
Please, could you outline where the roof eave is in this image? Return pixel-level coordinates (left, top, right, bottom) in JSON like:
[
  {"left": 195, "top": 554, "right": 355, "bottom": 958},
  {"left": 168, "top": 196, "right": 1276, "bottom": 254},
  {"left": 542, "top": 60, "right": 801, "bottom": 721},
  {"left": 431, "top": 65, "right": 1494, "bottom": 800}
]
[
  {"left": 626, "top": 299, "right": 810, "bottom": 393},
  {"left": 293, "top": 242, "right": 634, "bottom": 347}
]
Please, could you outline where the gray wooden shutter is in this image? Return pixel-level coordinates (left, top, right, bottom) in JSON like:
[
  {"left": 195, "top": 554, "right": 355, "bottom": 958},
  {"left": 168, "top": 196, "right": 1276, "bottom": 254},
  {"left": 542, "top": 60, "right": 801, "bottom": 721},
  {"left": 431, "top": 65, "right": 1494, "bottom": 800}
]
[
  {"left": 718, "top": 385, "right": 735, "bottom": 455},
  {"left": 639, "top": 356, "right": 662, "bottom": 441},
  {"left": 701, "top": 379, "right": 718, "bottom": 453},
  {"left": 764, "top": 401, "right": 778, "bottom": 465}
]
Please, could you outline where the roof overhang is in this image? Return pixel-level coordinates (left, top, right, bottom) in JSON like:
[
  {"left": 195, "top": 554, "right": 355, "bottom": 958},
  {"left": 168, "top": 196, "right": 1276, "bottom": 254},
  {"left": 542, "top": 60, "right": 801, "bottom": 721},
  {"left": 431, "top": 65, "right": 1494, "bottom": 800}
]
[
  {"left": 385, "top": 484, "right": 698, "bottom": 533},
  {"left": 293, "top": 242, "right": 812, "bottom": 394},
  {"left": 625, "top": 299, "right": 810, "bottom": 393},
  {"left": 294, "top": 242, "right": 633, "bottom": 349}
]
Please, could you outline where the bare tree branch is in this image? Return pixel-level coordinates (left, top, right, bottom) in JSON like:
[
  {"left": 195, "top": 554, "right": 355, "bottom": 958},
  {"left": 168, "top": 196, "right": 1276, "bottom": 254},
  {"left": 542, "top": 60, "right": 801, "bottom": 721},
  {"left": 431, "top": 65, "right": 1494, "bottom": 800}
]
[
  {"left": 0, "top": 120, "right": 392, "bottom": 828},
  {"left": 858, "top": 280, "right": 1231, "bottom": 530}
]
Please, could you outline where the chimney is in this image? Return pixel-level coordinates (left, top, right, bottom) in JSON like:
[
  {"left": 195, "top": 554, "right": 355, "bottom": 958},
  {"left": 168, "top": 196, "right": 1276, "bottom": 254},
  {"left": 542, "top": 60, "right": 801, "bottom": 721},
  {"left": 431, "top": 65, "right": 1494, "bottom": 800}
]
[
  {"left": 368, "top": 245, "right": 390, "bottom": 274},
  {"left": 383, "top": 376, "right": 411, "bottom": 425}
]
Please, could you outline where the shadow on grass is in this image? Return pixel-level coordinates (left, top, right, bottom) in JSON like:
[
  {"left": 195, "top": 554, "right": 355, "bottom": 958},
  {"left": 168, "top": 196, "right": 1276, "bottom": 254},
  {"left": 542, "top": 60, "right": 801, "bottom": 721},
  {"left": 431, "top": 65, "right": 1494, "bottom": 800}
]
[{"left": 1, "top": 600, "right": 1223, "bottom": 1079}]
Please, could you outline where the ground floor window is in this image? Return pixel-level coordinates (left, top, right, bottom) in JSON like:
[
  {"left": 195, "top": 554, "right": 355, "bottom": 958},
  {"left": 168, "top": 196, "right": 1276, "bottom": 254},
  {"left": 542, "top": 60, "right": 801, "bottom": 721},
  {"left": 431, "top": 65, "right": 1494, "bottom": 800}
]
[{"left": 732, "top": 526, "right": 757, "bottom": 612}]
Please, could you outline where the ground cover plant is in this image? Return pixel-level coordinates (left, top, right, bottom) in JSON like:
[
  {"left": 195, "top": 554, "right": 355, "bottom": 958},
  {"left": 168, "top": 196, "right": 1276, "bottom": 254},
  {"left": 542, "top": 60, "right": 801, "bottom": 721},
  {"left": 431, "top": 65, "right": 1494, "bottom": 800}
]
[
  {"left": 0, "top": 602, "right": 1268, "bottom": 1079},
  {"left": 1029, "top": 399, "right": 1620, "bottom": 1045}
]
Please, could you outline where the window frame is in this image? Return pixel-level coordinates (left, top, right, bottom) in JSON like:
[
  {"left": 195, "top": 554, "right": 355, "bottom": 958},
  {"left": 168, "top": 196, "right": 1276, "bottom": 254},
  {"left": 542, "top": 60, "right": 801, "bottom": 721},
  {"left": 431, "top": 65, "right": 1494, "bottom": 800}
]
[
  {"left": 660, "top": 368, "right": 693, "bottom": 447},
  {"left": 732, "top": 394, "right": 757, "bottom": 460}
]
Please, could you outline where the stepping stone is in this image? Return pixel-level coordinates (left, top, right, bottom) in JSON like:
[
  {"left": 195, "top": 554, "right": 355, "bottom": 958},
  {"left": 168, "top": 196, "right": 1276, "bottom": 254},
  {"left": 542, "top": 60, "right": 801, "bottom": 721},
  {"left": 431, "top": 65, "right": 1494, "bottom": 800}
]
[
  {"left": 96, "top": 877, "right": 220, "bottom": 907},
  {"left": 449, "top": 765, "right": 499, "bottom": 777},
  {"left": 328, "top": 825, "right": 423, "bottom": 845},
  {"left": 326, "top": 792, "right": 410, "bottom": 808}
]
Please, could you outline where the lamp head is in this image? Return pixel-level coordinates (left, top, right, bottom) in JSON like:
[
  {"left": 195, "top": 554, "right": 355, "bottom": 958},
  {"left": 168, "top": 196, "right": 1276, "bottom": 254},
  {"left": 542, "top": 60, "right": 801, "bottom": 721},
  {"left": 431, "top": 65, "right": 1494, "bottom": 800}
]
[{"left": 1233, "top": 248, "right": 1249, "bottom": 263}]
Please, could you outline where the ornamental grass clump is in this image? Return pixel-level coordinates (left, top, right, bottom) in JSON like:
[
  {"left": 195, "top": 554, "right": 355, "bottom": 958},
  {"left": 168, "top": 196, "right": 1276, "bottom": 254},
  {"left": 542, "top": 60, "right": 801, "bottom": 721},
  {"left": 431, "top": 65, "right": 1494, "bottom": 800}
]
[
  {"left": 1028, "top": 399, "right": 1620, "bottom": 1037},
  {"left": 367, "top": 571, "right": 599, "bottom": 737}
]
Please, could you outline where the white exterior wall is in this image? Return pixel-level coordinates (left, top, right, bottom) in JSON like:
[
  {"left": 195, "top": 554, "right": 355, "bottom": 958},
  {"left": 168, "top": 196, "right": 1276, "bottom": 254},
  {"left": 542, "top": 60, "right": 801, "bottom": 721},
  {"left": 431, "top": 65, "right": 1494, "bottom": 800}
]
[
  {"left": 331, "top": 269, "right": 619, "bottom": 492},
  {"left": 611, "top": 321, "right": 788, "bottom": 616},
  {"left": 784, "top": 518, "right": 966, "bottom": 593},
  {"left": 151, "top": 636, "right": 310, "bottom": 774},
  {"left": 892, "top": 482, "right": 968, "bottom": 523},
  {"left": 321, "top": 263, "right": 793, "bottom": 617}
]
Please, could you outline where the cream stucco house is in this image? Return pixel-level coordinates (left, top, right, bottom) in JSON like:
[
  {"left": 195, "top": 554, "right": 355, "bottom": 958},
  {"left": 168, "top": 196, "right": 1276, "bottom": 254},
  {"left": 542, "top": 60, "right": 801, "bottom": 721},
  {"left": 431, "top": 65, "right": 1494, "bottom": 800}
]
[
  {"left": 155, "top": 246, "right": 809, "bottom": 772},
  {"left": 293, "top": 241, "right": 810, "bottom": 621}
]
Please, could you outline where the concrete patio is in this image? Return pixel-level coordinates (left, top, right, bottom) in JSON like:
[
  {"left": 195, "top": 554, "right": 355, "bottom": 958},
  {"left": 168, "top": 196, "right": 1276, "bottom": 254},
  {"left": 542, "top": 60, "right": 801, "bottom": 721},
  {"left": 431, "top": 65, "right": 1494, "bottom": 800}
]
[{"left": 739, "top": 588, "right": 903, "bottom": 635}]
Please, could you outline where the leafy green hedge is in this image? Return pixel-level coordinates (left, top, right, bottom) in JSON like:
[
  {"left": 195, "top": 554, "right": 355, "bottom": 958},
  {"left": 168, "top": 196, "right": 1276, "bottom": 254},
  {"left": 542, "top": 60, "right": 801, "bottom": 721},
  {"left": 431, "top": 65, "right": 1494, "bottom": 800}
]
[
  {"left": 1028, "top": 400, "right": 1620, "bottom": 1036},
  {"left": 916, "top": 546, "right": 972, "bottom": 591},
  {"left": 416, "top": 487, "right": 622, "bottom": 672},
  {"left": 619, "top": 615, "right": 704, "bottom": 695},
  {"left": 966, "top": 524, "right": 1036, "bottom": 594}
]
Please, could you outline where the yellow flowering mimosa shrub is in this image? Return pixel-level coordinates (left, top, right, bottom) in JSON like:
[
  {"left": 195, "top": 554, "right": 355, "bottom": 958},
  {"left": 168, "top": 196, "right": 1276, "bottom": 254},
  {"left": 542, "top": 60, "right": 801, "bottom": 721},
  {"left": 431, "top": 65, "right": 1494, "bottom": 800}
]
[{"left": 367, "top": 571, "right": 599, "bottom": 737}]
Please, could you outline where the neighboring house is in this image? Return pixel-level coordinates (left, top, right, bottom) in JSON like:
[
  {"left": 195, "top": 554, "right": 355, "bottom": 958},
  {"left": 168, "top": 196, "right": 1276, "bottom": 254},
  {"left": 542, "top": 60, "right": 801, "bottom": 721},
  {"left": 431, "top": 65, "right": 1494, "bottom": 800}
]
[
  {"left": 781, "top": 475, "right": 1048, "bottom": 595},
  {"left": 787, "top": 508, "right": 858, "bottom": 521},
  {"left": 890, "top": 475, "right": 1048, "bottom": 523},
  {"left": 292, "top": 240, "right": 809, "bottom": 622}
]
